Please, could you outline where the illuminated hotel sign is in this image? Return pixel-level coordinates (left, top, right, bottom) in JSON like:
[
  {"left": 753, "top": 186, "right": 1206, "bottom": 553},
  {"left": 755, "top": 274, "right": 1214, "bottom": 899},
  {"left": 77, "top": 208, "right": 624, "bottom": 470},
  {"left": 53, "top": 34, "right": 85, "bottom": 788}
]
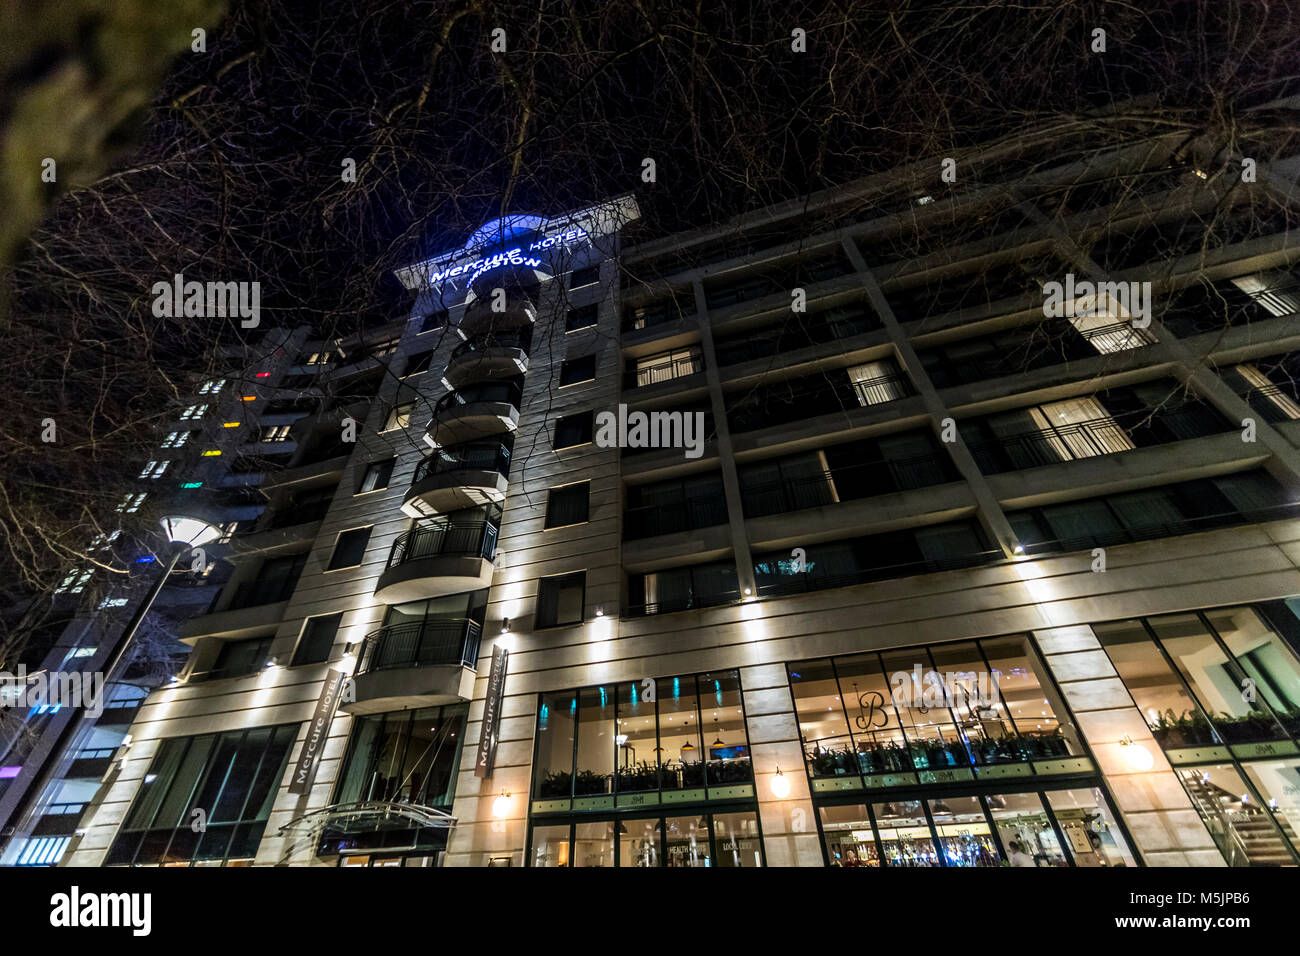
[{"left": 428, "top": 227, "right": 590, "bottom": 288}]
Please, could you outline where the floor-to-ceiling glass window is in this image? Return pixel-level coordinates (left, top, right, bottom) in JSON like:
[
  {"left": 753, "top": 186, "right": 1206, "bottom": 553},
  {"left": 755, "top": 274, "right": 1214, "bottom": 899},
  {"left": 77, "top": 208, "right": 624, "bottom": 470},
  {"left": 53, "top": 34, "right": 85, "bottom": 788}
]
[
  {"left": 526, "top": 668, "right": 762, "bottom": 866},
  {"left": 1092, "top": 604, "right": 1300, "bottom": 866}
]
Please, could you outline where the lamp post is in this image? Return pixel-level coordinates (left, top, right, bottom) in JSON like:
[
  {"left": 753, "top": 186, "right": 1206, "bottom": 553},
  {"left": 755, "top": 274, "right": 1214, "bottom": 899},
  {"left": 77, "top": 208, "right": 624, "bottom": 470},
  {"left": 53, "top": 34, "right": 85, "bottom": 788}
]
[{"left": 22, "top": 516, "right": 222, "bottom": 867}]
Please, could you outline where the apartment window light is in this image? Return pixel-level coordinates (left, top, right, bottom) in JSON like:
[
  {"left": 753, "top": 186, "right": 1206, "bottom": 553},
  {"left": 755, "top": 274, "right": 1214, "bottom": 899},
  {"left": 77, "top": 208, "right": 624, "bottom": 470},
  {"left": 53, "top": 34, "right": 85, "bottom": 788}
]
[
  {"left": 1236, "top": 363, "right": 1300, "bottom": 421},
  {"left": 848, "top": 360, "right": 908, "bottom": 406},
  {"left": 258, "top": 424, "right": 291, "bottom": 442},
  {"left": 197, "top": 379, "right": 226, "bottom": 395},
  {"left": 116, "top": 492, "right": 147, "bottom": 513},
  {"left": 239, "top": 395, "right": 257, "bottom": 402},
  {"left": 201, "top": 449, "right": 223, "bottom": 457},
  {"left": 139, "top": 460, "right": 170, "bottom": 479},
  {"left": 55, "top": 568, "right": 92, "bottom": 595},
  {"left": 180, "top": 481, "right": 203, "bottom": 489},
  {"left": 1231, "top": 272, "right": 1300, "bottom": 318},
  {"left": 179, "top": 403, "right": 208, "bottom": 420}
]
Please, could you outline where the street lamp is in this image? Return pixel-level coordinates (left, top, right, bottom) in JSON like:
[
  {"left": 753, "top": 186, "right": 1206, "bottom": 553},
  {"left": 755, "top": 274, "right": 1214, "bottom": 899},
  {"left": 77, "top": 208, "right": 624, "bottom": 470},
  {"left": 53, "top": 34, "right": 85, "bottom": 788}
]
[{"left": 100, "top": 515, "right": 222, "bottom": 685}]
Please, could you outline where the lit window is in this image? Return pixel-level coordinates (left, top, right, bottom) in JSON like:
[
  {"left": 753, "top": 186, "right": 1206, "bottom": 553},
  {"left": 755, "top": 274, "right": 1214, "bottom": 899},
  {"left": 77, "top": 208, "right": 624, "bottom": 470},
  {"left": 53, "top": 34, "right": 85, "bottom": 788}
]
[
  {"left": 382, "top": 402, "right": 415, "bottom": 432},
  {"left": 179, "top": 403, "right": 208, "bottom": 420},
  {"left": 55, "top": 568, "right": 92, "bottom": 594},
  {"left": 255, "top": 372, "right": 271, "bottom": 378},
  {"left": 161, "top": 431, "right": 190, "bottom": 449},
  {"left": 222, "top": 421, "right": 241, "bottom": 428},
  {"left": 1231, "top": 272, "right": 1300, "bottom": 318},
  {"left": 116, "top": 492, "right": 147, "bottom": 513},
  {"left": 1235, "top": 363, "right": 1300, "bottom": 421},
  {"left": 200, "top": 449, "right": 222, "bottom": 457},
  {"left": 180, "top": 481, "right": 203, "bottom": 489},
  {"left": 198, "top": 379, "right": 226, "bottom": 395},
  {"left": 257, "top": 424, "right": 292, "bottom": 442},
  {"left": 848, "top": 361, "right": 908, "bottom": 406},
  {"left": 89, "top": 530, "right": 121, "bottom": 551},
  {"left": 240, "top": 395, "right": 257, "bottom": 402}
]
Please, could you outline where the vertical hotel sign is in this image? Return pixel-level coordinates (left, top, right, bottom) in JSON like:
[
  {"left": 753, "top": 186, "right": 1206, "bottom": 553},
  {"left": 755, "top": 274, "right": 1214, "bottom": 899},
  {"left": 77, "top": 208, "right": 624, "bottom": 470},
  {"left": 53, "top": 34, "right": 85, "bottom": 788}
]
[
  {"left": 288, "top": 669, "right": 347, "bottom": 796},
  {"left": 474, "top": 646, "right": 509, "bottom": 778}
]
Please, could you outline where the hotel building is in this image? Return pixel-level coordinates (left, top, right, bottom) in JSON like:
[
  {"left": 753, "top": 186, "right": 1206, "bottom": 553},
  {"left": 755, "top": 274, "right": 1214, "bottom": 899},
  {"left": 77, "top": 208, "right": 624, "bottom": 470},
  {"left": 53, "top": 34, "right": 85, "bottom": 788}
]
[{"left": 62, "top": 120, "right": 1300, "bottom": 868}]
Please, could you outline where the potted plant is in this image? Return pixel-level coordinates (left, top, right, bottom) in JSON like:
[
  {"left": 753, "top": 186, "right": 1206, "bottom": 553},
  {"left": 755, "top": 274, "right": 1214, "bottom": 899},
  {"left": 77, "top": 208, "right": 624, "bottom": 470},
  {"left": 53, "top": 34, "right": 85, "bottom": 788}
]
[
  {"left": 1211, "top": 710, "right": 1286, "bottom": 744},
  {"left": 536, "top": 770, "right": 572, "bottom": 798},
  {"left": 573, "top": 769, "right": 612, "bottom": 796}
]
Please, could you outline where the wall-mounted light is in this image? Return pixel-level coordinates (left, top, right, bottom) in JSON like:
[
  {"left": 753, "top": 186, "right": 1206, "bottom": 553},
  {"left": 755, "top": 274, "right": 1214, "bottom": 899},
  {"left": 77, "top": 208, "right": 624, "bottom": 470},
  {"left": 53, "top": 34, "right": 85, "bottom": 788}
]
[
  {"left": 1012, "top": 543, "right": 1025, "bottom": 555},
  {"left": 743, "top": 587, "right": 752, "bottom": 596},
  {"left": 770, "top": 766, "right": 791, "bottom": 799},
  {"left": 492, "top": 791, "right": 512, "bottom": 819},
  {"left": 595, "top": 607, "right": 604, "bottom": 617},
  {"left": 1119, "top": 735, "right": 1154, "bottom": 771},
  {"left": 502, "top": 617, "right": 511, "bottom": 633}
]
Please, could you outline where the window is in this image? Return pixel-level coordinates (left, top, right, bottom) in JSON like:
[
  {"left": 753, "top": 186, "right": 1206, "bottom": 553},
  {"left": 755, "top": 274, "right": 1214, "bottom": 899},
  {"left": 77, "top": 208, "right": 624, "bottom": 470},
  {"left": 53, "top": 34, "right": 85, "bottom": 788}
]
[
  {"left": 296, "top": 350, "right": 332, "bottom": 366},
  {"left": 139, "top": 460, "right": 170, "bottom": 479},
  {"left": 179, "top": 403, "right": 208, "bottom": 420},
  {"left": 328, "top": 527, "right": 372, "bottom": 570},
  {"left": 55, "top": 568, "right": 92, "bottom": 595},
  {"left": 420, "top": 309, "right": 448, "bottom": 333},
  {"left": 357, "top": 458, "right": 396, "bottom": 494},
  {"left": 293, "top": 613, "right": 342, "bottom": 666},
  {"left": 228, "top": 552, "right": 307, "bottom": 607},
  {"left": 559, "top": 354, "right": 597, "bottom": 386},
  {"left": 116, "top": 492, "right": 147, "bottom": 513},
  {"left": 565, "top": 303, "right": 599, "bottom": 332},
  {"left": 554, "top": 411, "right": 594, "bottom": 449},
  {"left": 848, "top": 360, "right": 907, "bottom": 406},
  {"left": 161, "top": 431, "right": 191, "bottom": 449},
  {"left": 570, "top": 265, "right": 601, "bottom": 289},
  {"left": 545, "top": 483, "right": 590, "bottom": 528},
  {"left": 256, "top": 424, "right": 292, "bottom": 443},
  {"left": 331, "top": 704, "right": 468, "bottom": 829},
  {"left": 629, "top": 561, "right": 740, "bottom": 615},
  {"left": 207, "top": 636, "right": 274, "bottom": 680},
  {"left": 403, "top": 351, "right": 434, "bottom": 376},
  {"left": 633, "top": 347, "right": 702, "bottom": 387},
  {"left": 536, "top": 572, "right": 585, "bottom": 628},
  {"left": 103, "top": 723, "right": 298, "bottom": 866},
  {"left": 383, "top": 402, "right": 415, "bottom": 431},
  {"left": 197, "top": 379, "right": 226, "bottom": 395}
]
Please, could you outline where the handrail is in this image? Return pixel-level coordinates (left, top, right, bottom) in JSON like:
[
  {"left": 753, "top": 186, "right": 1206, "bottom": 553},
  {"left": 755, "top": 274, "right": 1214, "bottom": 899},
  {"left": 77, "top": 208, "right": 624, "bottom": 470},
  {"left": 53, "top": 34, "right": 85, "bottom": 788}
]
[
  {"left": 450, "top": 328, "right": 533, "bottom": 361},
  {"left": 626, "top": 351, "right": 704, "bottom": 388},
  {"left": 385, "top": 517, "right": 499, "bottom": 569},
  {"left": 623, "top": 495, "right": 728, "bottom": 540},
  {"left": 433, "top": 382, "right": 522, "bottom": 416},
  {"left": 356, "top": 618, "right": 482, "bottom": 675},
  {"left": 740, "top": 452, "right": 954, "bottom": 518},
  {"left": 412, "top": 442, "right": 512, "bottom": 484}
]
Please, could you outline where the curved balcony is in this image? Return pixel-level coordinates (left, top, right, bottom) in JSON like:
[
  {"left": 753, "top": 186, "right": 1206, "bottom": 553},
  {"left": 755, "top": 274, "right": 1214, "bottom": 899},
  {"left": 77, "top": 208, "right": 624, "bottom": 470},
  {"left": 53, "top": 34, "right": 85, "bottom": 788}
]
[
  {"left": 458, "top": 295, "right": 537, "bottom": 339},
  {"left": 373, "top": 512, "right": 500, "bottom": 604},
  {"left": 424, "top": 380, "right": 521, "bottom": 449},
  {"left": 443, "top": 328, "right": 532, "bottom": 389},
  {"left": 342, "top": 617, "right": 481, "bottom": 715},
  {"left": 403, "top": 441, "right": 512, "bottom": 518}
]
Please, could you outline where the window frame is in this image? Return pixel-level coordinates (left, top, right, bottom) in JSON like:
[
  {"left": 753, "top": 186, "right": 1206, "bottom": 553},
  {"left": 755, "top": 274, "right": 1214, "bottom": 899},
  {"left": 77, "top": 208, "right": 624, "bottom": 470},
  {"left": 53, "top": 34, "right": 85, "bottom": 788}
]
[
  {"left": 327, "top": 526, "right": 373, "bottom": 572},
  {"left": 536, "top": 571, "right": 587, "bottom": 629},
  {"left": 544, "top": 482, "right": 591, "bottom": 529}
]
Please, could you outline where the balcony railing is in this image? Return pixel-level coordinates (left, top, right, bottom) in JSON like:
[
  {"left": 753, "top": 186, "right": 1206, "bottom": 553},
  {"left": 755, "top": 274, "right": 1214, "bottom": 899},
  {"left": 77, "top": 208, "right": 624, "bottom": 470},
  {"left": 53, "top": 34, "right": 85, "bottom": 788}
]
[
  {"left": 741, "top": 452, "right": 955, "bottom": 518},
  {"left": 729, "top": 371, "right": 913, "bottom": 433},
  {"left": 385, "top": 517, "right": 499, "bottom": 571},
  {"left": 967, "top": 405, "right": 1227, "bottom": 475},
  {"left": 624, "top": 587, "right": 741, "bottom": 618},
  {"left": 412, "top": 442, "right": 512, "bottom": 485},
  {"left": 755, "top": 547, "right": 1003, "bottom": 597},
  {"left": 450, "top": 328, "right": 533, "bottom": 362},
  {"left": 433, "top": 382, "right": 522, "bottom": 417},
  {"left": 355, "top": 618, "right": 482, "bottom": 675},
  {"left": 623, "top": 495, "right": 728, "bottom": 540},
  {"left": 1237, "top": 383, "right": 1300, "bottom": 425},
  {"left": 715, "top": 310, "right": 881, "bottom": 366},
  {"left": 625, "top": 351, "right": 704, "bottom": 388}
]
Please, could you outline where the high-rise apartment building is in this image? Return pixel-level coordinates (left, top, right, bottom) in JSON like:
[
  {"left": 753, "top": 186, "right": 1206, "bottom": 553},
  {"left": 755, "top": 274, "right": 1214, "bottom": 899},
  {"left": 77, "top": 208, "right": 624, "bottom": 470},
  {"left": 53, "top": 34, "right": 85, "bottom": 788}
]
[{"left": 62, "top": 125, "right": 1300, "bottom": 868}]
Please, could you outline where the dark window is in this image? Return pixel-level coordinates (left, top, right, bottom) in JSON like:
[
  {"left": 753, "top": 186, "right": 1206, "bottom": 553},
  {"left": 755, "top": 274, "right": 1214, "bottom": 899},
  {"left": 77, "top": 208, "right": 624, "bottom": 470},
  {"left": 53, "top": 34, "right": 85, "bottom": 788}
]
[
  {"left": 293, "top": 613, "right": 342, "bottom": 666},
  {"left": 420, "top": 310, "right": 449, "bottom": 333},
  {"left": 332, "top": 704, "right": 468, "bottom": 816},
  {"left": 566, "top": 303, "right": 599, "bottom": 332},
  {"left": 559, "top": 354, "right": 597, "bottom": 386},
  {"left": 545, "top": 483, "right": 590, "bottom": 528},
  {"left": 554, "top": 411, "right": 594, "bottom": 449},
  {"left": 403, "top": 351, "right": 434, "bottom": 376},
  {"left": 357, "top": 458, "right": 395, "bottom": 494},
  {"left": 570, "top": 265, "right": 602, "bottom": 289},
  {"left": 209, "top": 636, "right": 274, "bottom": 681},
  {"left": 103, "top": 724, "right": 298, "bottom": 866},
  {"left": 328, "top": 527, "right": 372, "bottom": 570},
  {"left": 537, "top": 572, "right": 586, "bottom": 628},
  {"left": 228, "top": 553, "right": 307, "bottom": 607}
]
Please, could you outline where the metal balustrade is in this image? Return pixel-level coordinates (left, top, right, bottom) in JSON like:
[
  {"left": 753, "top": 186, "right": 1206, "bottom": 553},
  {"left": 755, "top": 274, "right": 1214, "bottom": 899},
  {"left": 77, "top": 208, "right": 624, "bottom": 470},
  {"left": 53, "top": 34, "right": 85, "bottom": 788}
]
[
  {"left": 411, "top": 442, "right": 512, "bottom": 484},
  {"left": 626, "top": 350, "right": 704, "bottom": 388},
  {"left": 355, "top": 618, "right": 482, "bottom": 675},
  {"left": 385, "top": 517, "right": 499, "bottom": 570},
  {"left": 449, "top": 328, "right": 533, "bottom": 362},
  {"left": 741, "top": 452, "right": 955, "bottom": 518},
  {"left": 623, "top": 495, "right": 728, "bottom": 540},
  {"left": 966, "top": 405, "right": 1227, "bottom": 475}
]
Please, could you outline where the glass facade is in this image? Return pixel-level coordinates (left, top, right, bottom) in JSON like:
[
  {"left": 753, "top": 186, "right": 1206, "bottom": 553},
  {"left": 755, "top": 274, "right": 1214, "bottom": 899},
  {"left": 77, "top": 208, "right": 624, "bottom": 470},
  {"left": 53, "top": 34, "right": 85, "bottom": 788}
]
[
  {"left": 788, "top": 634, "right": 1088, "bottom": 791},
  {"left": 1092, "top": 605, "right": 1300, "bottom": 866},
  {"left": 105, "top": 724, "right": 298, "bottom": 866},
  {"left": 528, "top": 669, "right": 761, "bottom": 866}
]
